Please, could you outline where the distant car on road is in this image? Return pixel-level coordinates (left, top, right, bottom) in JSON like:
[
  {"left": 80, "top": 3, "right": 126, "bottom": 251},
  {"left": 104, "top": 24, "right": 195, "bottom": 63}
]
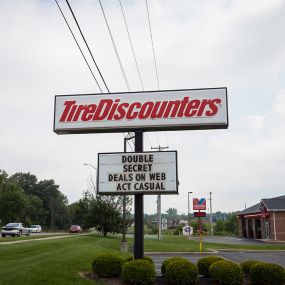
[
  {"left": 1, "top": 223, "right": 30, "bottom": 237},
  {"left": 69, "top": 225, "right": 82, "bottom": 233},
  {"left": 29, "top": 225, "right": 42, "bottom": 233}
]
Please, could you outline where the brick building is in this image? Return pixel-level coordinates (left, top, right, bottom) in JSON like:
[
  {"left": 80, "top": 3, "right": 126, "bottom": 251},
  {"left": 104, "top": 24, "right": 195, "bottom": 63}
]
[{"left": 237, "top": 195, "right": 285, "bottom": 241}]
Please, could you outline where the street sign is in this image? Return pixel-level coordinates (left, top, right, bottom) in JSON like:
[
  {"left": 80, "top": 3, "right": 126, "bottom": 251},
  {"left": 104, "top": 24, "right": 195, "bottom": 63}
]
[
  {"left": 161, "top": 218, "right": 168, "bottom": 230},
  {"left": 194, "top": 211, "right": 206, "bottom": 217},
  {"left": 193, "top": 198, "right": 206, "bottom": 210},
  {"left": 97, "top": 151, "right": 178, "bottom": 195},
  {"left": 54, "top": 88, "right": 228, "bottom": 134}
]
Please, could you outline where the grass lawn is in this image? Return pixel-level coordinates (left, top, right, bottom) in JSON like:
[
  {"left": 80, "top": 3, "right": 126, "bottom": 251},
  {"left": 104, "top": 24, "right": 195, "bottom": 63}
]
[
  {"left": 1, "top": 233, "right": 285, "bottom": 285},
  {"left": 0, "top": 233, "right": 126, "bottom": 285}
]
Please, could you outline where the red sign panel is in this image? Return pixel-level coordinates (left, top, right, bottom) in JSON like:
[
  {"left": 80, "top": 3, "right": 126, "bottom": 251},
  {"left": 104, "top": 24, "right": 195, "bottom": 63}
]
[
  {"left": 193, "top": 198, "right": 206, "bottom": 210},
  {"left": 194, "top": 211, "right": 206, "bottom": 217}
]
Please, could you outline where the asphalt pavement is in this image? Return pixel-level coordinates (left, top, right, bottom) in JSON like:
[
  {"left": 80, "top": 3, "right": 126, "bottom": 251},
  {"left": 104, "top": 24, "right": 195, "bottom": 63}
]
[
  {"left": 146, "top": 235, "right": 285, "bottom": 274},
  {"left": 194, "top": 235, "right": 285, "bottom": 245},
  {"left": 147, "top": 251, "right": 285, "bottom": 275}
]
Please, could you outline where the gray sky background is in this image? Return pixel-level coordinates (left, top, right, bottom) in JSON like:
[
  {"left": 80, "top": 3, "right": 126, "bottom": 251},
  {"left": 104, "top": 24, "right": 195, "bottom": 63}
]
[{"left": 1, "top": 0, "right": 285, "bottom": 214}]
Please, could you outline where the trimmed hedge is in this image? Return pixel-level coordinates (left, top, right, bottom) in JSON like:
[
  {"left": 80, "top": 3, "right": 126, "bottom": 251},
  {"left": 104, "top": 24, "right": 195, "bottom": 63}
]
[
  {"left": 92, "top": 253, "right": 124, "bottom": 277},
  {"left": 124, "top": 255, "right": 134, "bottom": 263},
  {"left": 143, "top": 256, "right": 154, "bottom": 265},
  {"left": 249, "top": 262, "right": 285, "bottom": 285},
  {"left": 240, "top": 260, "right": 260, "bottom": 276},
  {"left": 209, "top": 260, "right": 243, "bottom": 285},
  {"left": 197, "top": 256, "right": 224, "bottom": 277},
  {"left": 165, "top": 259, "right": 199, "bottom": 285},
  {"left": 161, "top": 256, "right": 188, "bottom": 275},
  {"left": 121, "top": 259, "right": 156, "bottom": 285}
]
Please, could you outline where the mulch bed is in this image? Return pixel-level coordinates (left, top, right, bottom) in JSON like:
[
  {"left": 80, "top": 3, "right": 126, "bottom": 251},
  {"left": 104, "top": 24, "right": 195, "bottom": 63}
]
[{"left": 80, "top": 272, "right": 251, "bottom": 284}]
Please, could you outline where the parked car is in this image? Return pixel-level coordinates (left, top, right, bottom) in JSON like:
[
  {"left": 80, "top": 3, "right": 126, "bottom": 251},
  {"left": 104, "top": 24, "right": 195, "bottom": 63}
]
[
  {"left": 28, "top": 225, "right": 42, "bottom": 233},
  {"left": 69, "top": 225, "right": 82, "bottom": 233},
  {"left": 1, "top": 223, "right": 30, "bottom": 237}
]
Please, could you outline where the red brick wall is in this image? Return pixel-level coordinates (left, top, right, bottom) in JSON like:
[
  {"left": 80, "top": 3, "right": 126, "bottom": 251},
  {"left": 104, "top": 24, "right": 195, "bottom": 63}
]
[{"left": 270, "top": 211, "right": 285, "bottom": 241}]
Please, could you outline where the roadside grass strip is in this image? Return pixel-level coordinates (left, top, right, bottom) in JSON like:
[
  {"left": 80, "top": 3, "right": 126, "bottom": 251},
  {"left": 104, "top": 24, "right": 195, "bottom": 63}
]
[{"left": 0, "top": 233, "right": 90, "bottom": 245}]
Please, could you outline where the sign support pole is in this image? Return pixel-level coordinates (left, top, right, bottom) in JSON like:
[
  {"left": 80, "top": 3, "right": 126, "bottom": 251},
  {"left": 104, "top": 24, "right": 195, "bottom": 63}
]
[
  {"left": 134, "top": 130, "right": 144, "bottom": 259},
  {"left": 198, "top": 211, "right": 203, "bottom": 252}
]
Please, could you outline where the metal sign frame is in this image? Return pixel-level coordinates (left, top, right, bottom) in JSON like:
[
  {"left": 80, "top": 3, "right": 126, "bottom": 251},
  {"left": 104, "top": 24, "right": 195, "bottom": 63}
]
[{"left": 96, "top": 150, "right": 178, "bottom": 195}]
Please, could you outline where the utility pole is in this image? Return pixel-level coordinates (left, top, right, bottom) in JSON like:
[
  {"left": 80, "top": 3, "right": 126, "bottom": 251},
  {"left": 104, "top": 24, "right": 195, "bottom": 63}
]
[
  {"left": 121, "top": 134, "right": 135, "bottom": 252},
  {"left": 151, "top": 145, "right": 169, "bottom": 240},
  {"left": 209, "top": 191, "right": 213, "bottom": 236},
  {"left": 188, "top": 191, "right": 193, "bottom": 239}
]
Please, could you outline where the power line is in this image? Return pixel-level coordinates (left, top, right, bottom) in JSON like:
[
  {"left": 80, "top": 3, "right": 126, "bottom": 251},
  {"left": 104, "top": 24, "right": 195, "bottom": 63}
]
[
  {"left": 65, "top": 0, "right": 110, "bottom": 93},
  {"left": 55, "top": 1, "right": 134, "bottom": 152},
  {"left": 145, "top": 0, "right": 170, "bottom": 150},
  {"left": 118, "top": 0, "right": 155, "bottom": 149},
  {"left": 145, "top": 0, "right": 160, "bottom": 90},
  {"left": 98, "top": 0, "right": 131, "bottom": 92},
  {"left": 118, "top": 0, "right": 144, "bottom": 91},
  {"left": 54, "top": 0, "right": 103, "bottom": 92}
]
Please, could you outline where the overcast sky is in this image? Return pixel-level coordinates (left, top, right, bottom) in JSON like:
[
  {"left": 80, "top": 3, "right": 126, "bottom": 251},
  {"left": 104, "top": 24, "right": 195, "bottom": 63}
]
[{"left": 1, "top": 0, "right": 285, "bottom": 214}]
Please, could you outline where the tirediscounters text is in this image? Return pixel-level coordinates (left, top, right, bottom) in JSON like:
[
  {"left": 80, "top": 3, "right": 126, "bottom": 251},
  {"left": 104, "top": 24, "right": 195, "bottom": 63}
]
[{"left": 97, "top": 152, "right": 178, "bottom": 195}]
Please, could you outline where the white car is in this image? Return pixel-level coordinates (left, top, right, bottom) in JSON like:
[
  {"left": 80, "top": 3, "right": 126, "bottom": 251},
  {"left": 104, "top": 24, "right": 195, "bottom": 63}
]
[
  {"left": 29, "top": 225, "right": 42, "bottom": 233},
  {"left": 1, "top": 223, "right": 30, "bottom": 237}
]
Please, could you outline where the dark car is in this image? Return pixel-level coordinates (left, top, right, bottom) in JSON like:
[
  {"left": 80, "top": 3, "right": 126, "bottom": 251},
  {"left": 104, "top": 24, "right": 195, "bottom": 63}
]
[
  {"left": 1, "top": 223, "right": 30, "bottom": 237},
  {"left": 69, "top": 225, "right": 82, "bottom": 233}
]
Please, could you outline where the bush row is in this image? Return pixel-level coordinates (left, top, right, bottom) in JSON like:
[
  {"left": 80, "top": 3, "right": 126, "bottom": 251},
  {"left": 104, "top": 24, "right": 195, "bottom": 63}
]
[
  {"left": 240, "top": 260, "right": 285, "bottom": 285},
  {"left": 92, "top": 253, "right": 155, "bottom": 284},
  {"left": 91, "top": 253, "right": 285, "bottom": 285}
]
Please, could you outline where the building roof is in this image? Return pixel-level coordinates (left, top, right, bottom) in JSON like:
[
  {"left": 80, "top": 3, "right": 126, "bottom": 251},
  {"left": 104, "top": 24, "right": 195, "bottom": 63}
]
[
  {"left": 262, "top": 195, "right": 285, "bottom": 211},
  {"left": 238, "top": 195, "right": 285, "bottom": 215},
  {"left": 238, "top": 203, "right": 260, "bottom": 215}
]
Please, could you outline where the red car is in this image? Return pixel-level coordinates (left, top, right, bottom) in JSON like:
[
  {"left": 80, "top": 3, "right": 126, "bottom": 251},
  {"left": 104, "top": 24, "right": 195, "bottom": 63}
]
[{"left": 69, "top": 225, "right": 82, "bottom": 233}]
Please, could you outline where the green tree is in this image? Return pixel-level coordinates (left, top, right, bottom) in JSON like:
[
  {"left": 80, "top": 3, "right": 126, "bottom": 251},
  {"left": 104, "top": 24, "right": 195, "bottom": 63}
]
[
  {"left": 214, "top": 213, "right": 238, "bottom": 236},
  {"left": 0, "top": 174, "right": 27, "bottom": 224},
  {"left": 166, "top": 208, "right": 179, "bottom": 226},
  {"left": 33, "top": 179, "right": 68, "bottom": 230},
  {"left": 9, "top": 172, "right": 37, "bottom": 195},
  {"left": 87, "top": 196, "right": 122, "bottom": 237},
  {"left": 68, "top": 191, "right": 94, "bottom": 229},
  {"left": 25, "top": 194, "right": 44, "bottom": 225},
  {"left": 224, "top": 213, "right": 238, "bottom": 235}
]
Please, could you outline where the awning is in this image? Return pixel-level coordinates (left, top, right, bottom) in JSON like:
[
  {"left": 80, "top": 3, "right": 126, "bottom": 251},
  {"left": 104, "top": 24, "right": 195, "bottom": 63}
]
[{"left": 244, "top": 213, "right": 270, "bottom": 219}]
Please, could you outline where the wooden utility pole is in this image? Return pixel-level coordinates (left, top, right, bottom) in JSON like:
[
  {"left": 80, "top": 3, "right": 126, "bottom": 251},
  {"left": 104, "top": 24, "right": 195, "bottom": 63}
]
[{"left": 151, "top": 145, "right": 169, "bottom": 240}]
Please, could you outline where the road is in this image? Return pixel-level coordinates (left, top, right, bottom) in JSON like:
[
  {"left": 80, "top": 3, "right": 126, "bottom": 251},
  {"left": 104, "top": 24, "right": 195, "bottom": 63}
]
[
  {"left": 0, "top": 232, "right": 88, "bottom": 245},
  {"left": 195, "top": 236, "right": 285, "bottom": 246}
]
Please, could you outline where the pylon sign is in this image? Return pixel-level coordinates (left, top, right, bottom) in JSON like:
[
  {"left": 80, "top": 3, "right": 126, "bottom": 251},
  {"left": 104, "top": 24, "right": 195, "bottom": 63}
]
[
  {"left": 53, "top": 88, "right": 228, "bottom": 134},
  {"left": 193, "top": 198, "right": 206, "bottom": 210}
]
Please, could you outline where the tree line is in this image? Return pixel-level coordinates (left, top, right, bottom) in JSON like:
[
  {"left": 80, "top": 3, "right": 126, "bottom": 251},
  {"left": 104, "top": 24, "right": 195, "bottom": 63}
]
[
  {"left": 0, "top": 170, "right": 132, "bottom": 236},
  {"left": 0, "top": 169, "right": 238, "bottom": 236}
]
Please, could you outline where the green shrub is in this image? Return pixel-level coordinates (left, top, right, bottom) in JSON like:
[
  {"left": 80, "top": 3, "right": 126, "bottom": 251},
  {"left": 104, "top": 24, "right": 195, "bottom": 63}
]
[
  {"left": 121, "top": 259, "right": 155, "bottom": 285},
  {"left": 209, "top": 260, "right": 243, "bottom": 285},
  {"left": 240, "top": 260, "right": 260, "bottom": 276},
  {"left": 165, "top": 259, "right": 199, "bottom": 285},
  {"left": 249, "top": 262, "right": 285, "bottom": 285},
  {"left": 143, "top": 256, "right": 154, "bottom": 265},
  {"left": 161, "top": 256, "right": 188, "bottom": 275},
  {"left": 92, "top": 253, "right": 123, "bottom": 277},
  {"left": 197, "top": 256, "right": 224, "bottom": 277},
  {"left": 123, "top": 255, "right": 134, "bottom": 263}
]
